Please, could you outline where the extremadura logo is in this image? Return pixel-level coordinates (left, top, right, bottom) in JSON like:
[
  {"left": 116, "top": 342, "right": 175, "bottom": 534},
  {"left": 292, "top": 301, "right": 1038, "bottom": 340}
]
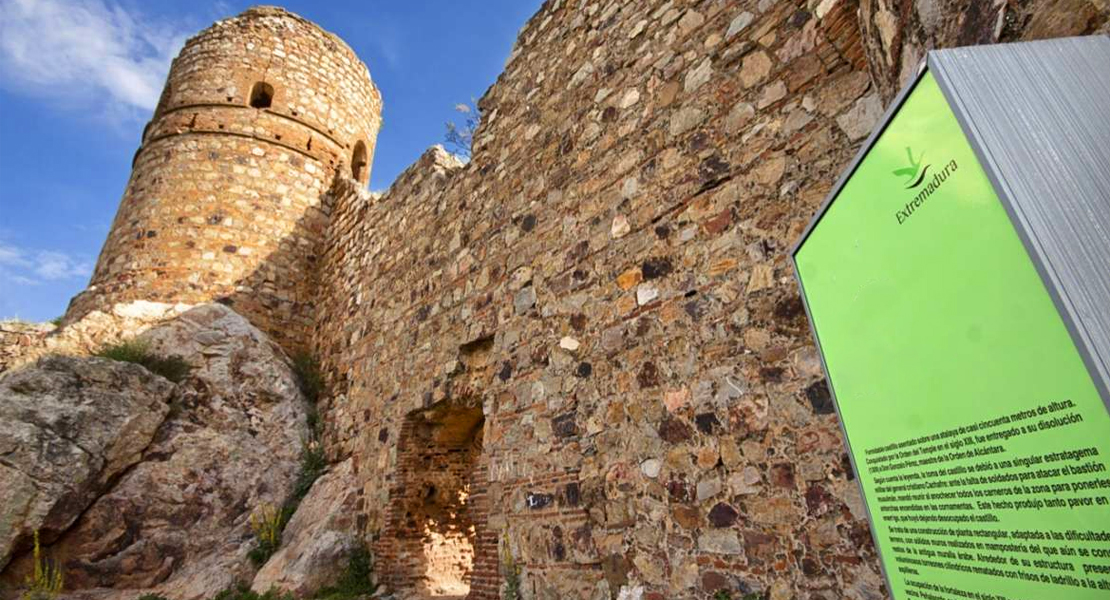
[{"left": 892, "top": 147, "right": 958, "bottom": 225}]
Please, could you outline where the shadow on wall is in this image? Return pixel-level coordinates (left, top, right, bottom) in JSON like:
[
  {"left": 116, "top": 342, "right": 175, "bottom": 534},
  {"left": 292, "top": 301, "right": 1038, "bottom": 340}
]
[{"left": 215, "top": 169, "right": 358, "bottom": 355}]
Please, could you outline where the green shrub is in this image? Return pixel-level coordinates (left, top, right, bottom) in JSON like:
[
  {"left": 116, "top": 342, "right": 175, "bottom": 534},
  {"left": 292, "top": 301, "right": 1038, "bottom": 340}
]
[
  {"left": 136, "top": 595, "right": 170, "bottom": 600},
  {"left": 249, "top": 444, "right": 329, "bottom": 567},
  {"left": 311, "top": 545, "right": 376, "bottom": 600},
  {"left": 289, "top": 445, "right": 327, "bottom": 505},
  {"left": 305, "top": 403, "right": 321, "bottom": 439},
  {"left": 501, "top": 535, "right": 521, "bottom": 600},
  {"left": 242, "top": 354, "right": 329, "bottom": 570},
  {"left": 246, "top": 544, "right": 274, "bottom": 568},
  {"left": 209, "top": 583, "right": 293, "bottom": 600},
  {"left": 248, "top": 504, "right": 285, "bottom": 567},
  {"left": 95, "top": 339, "right": 190, "bottom": 383},
  {"left": 713, "top": 592, "right": 763, "bottom": 600},
  {"left": 291, "top": 351, "right": 324, "bottom": 405},
  {"left": 291, "top": 352, "right": 325, "bottom": 445},
  {"left": 23, "top": 530, "right": 63, "bottom": 600}
]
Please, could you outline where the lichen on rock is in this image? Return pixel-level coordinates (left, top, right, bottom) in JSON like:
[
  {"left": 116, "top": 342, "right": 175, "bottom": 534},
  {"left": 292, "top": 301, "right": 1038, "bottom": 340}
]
[{"left": 0, "top": 304, "right": 309, "bottom": 600}]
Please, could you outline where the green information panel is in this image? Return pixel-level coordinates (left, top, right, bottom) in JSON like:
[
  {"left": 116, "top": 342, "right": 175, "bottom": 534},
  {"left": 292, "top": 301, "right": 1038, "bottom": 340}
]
[{"left": 795, "top": 72, "right": 1110, "bottom": 599}]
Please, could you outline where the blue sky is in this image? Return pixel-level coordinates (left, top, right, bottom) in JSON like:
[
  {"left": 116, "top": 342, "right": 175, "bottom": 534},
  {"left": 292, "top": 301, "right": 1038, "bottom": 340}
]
[{"left": 0, "top": 0, "right": 542, "bottom": 321}]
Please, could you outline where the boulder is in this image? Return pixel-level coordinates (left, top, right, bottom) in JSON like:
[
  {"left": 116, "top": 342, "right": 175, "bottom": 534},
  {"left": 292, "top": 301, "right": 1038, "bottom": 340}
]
[
  {"left": 857, "top": 0, "right": 1110, "bottom": 102},
  {"left": 0, "top": 356, "right": 174, "bottom": 570},
  {"left": 252, "top": 458, "right": 362, "bottom": 596},
  {"left": 0, "top": 301, "right": 195, "bottom": 375},
  {"left": 1, "top": 304, "right": 309, "bottom": 600}
]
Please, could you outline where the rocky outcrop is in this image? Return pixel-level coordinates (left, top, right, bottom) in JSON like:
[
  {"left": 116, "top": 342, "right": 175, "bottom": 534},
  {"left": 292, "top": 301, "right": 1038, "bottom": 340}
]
[
  {"left": 0, "top": 356, "right": 175, "bottom": 570},
  {"left": 0, "top": 301, "right": 193, "bottom": 374},
  {"left": 252, "top": 458, "right": 362, "bottom": 596},
  {"left": 859, "top": 0, "right": 1110, "bottom": 100},
  {"left": 0, "top": 304, "right": 309, "bottom": 600},
  {"left": 0, "top": 320, "right": 56, "bottom": 372}
]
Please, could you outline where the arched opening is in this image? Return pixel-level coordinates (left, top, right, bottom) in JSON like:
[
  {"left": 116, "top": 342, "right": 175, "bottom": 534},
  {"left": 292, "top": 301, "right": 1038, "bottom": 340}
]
[
  {"left": 249, "top": 82, "right": 274, "bottom": 109},
  {"left": 385, "top": 400, "right": 493, "bottom": 598},
  {"left": 351, "top": 140, "right": 368, "bottom": 182}
]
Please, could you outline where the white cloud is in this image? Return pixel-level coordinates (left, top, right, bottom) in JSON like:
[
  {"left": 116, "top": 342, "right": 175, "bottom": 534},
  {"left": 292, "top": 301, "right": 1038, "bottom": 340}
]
[
  {"left": 34, "top": 250, "right": 92, "bottom": 279},
  {"left": 0, "top": 0, "right": 190, "bottom": 115},
  {"left": 0, "top": 242, "right": 92, "bottom": 286},
  {"left": 0, "top": 244, "right": 28, "bottom": 268}
]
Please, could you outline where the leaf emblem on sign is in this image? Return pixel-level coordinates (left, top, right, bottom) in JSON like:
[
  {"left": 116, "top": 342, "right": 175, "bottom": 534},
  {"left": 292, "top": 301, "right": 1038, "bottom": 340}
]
[{"left": 893, "top": 147, "right": 930, "bottom": 189}]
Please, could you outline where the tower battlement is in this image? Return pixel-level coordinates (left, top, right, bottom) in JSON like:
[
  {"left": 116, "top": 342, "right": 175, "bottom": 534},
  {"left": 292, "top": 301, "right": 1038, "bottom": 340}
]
[{"left": 65, "top": 6, "right": 382, "bottom": 350}]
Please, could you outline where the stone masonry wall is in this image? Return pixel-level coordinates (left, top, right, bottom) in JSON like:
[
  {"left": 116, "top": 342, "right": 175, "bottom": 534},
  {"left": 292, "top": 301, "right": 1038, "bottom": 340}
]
[
  {"left": 0, "top": 321, "right": 55, "bottom": 372},
  {"left": 316, "top": 1, "right": 882, "bottom": 598},
  {"left": 312, "top": 1, "right": 1109, "bottom": 599},
  {"left": 66, "top": 6, "right": 382, "bottom": 352}
]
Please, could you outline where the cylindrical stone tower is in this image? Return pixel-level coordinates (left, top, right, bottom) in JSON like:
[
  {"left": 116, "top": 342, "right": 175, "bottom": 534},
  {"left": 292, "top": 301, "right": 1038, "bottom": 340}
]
[{"left": 66, "top": 6, "right": 381, "bottom": 351}]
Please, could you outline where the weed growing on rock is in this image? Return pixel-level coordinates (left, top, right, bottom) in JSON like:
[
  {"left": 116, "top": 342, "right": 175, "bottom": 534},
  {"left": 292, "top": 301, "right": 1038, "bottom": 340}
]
[
  {"left": 311, "top": 545, "right": 376, "bottom": 600},
  {"left": 290, "top": 352, "right": 327, "bottom": 496},
  {"left": 22, "top": 530, "right": 63, "bottom": 600},
  {"left": 713, "top": 592, "right": 763, "bottom": 600},
  {"left": 289, "top": 445, "right": 327, "bottom": 504},
  {"left": 209, "top": 583, "right": 293, "bottom": 600},
  {"left": 292, "top": 352, "right": 325, "bottom": 445},
  {"left": 95, "top": 339, "right": 190, "bottom": 383},
  {"left": 246, "top": 353, "right": 331, "bottom": 569},
  {"left": 501, "top": 535, "right": 521, "bottom": 600},
  {"left": 305, "top": 402, "right": 321, "bottom": 440},
  {"left": 291, "top": 351, "right": 324, "bottom": 405},
  {"left": 247, "top": 445, "right": 330, "bottom": 566},
  {"left": 248, "top": 504, "right": 285, "bottom": 566}
]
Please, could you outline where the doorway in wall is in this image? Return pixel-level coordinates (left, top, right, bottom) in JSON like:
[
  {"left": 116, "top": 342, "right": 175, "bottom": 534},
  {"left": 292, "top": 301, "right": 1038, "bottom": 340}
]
[{"left": 387, "top": 400, "right": 490, "bottom": 598}]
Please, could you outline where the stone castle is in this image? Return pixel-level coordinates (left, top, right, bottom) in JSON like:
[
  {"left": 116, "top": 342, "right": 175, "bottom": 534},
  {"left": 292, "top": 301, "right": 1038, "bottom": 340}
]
[
  {"left": 3, "top": 1, "right": 1108, "bottom": 600},
  {"left": 65, "top": 6, "right": 382, "bottom": 351}
]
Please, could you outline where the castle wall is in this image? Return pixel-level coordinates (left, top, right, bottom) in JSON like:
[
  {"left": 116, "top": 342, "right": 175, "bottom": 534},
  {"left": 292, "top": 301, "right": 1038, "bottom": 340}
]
[
  {"left": 316, "top": 1, "right": 886, "bottom": 598},
  {"left": 314, "top": 0, "right": 1108, "bottom": 597},
  {"left": 31, "top": 0, "right": 1106, "bottom": 598},
  {"left": 66, "top": 6, "right": 382, "bottom": 351}
]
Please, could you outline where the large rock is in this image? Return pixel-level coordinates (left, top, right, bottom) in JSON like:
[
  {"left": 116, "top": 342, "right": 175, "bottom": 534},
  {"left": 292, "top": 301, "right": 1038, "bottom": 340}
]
[
  {"left": 0, "top": 356, "right": 174, "bottom": 570},
  {"left": 252, "top": 458, "right": 362, "bottom": 596},
  {"left": 1, "top": 304, "right": 309, "bottom": 599},
  {"left": 0, "top": 301, "right": 193, "bottom": 374},
  {"left": 0, "top": 320, "right": 56, "bottom": 373},
  {"left": 858, "top": 0, "right": 1110, "bottom": 101}
]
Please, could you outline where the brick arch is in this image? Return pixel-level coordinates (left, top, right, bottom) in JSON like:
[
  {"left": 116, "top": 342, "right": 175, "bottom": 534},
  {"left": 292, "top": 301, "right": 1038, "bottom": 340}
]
[{"left": 378, "top": 399, "right": 498, "bottom": 599}]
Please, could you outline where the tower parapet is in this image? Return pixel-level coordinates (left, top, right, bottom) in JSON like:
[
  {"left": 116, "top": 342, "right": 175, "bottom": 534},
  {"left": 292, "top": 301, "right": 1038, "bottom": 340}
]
[{"left": 66, "top": 6, "right": 382, "bottom": 350}]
